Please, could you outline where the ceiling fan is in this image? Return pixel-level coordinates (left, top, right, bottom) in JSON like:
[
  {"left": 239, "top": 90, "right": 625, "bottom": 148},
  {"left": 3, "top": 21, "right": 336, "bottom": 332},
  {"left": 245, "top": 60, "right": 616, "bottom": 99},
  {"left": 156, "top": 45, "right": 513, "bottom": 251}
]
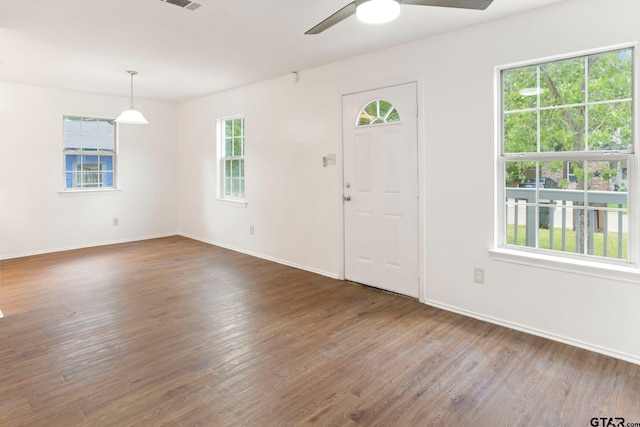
[{"left": 305, "top": 0, "right": 494, "bottom": 34}]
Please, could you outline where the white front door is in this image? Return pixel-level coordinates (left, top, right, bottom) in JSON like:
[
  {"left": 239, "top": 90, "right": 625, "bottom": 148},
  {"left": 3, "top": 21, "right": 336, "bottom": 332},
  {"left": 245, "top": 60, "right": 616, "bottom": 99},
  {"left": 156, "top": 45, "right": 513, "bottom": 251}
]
[{"left": 342, "top": 83, "right": 419, "bottom": 298}]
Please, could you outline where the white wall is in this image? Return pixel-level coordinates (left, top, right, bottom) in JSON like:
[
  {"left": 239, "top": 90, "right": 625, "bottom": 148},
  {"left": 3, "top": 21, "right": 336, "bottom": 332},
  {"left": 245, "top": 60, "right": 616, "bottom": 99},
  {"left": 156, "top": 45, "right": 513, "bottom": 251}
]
[
  {"left": 178, "top": 0, "right": 640, "bottom": 363},
  {"left": 178, "top": 72, "right": 344, "bottom": 277},
  {"left": 0, "top": 82, "right": 178, "bottom": 258}
]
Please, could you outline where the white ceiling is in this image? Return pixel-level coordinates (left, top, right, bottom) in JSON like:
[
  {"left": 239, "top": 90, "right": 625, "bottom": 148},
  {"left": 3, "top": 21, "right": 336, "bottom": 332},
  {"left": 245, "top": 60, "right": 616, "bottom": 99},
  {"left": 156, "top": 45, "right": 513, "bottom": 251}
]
[{"left": 0, "top": 0, "right": 567, "bottom": 102}]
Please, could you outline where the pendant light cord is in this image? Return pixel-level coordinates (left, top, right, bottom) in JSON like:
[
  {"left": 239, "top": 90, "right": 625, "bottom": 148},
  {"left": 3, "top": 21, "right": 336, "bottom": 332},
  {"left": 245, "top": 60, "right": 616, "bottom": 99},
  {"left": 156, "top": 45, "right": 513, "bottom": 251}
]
[{"left": 127, "top": 70, "right": 138, "bottom": 109}]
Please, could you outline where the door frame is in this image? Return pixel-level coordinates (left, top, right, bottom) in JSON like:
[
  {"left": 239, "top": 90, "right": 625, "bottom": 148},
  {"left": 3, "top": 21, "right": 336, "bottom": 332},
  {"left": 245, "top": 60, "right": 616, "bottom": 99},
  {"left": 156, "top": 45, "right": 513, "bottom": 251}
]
[{"left": 339, "top": 76, "right": 425, "bottom": 302}]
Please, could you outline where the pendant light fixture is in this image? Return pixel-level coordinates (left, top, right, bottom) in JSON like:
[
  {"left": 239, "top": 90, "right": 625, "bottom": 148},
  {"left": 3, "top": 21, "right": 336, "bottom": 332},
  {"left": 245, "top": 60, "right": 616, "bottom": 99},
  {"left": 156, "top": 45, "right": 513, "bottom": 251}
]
[
  {"left": 356, "top": 0, "right": 401, "bottom": 24},
  {"left": 115, "top": 70, "right": 149, "bottom": 124}
]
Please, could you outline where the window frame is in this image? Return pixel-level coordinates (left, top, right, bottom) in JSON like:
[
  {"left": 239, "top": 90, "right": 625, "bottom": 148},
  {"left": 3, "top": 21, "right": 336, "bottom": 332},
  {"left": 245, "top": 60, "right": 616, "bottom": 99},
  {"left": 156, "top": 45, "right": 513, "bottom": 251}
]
[
  {"left": 493, "top": 44, "right": 640, "bottom": 275},
  {"left": 62, "top": 115, "right": 118, "bottom": 192},
  {"left": 216, "top": 115, "right": 246, "bottom": 206}
]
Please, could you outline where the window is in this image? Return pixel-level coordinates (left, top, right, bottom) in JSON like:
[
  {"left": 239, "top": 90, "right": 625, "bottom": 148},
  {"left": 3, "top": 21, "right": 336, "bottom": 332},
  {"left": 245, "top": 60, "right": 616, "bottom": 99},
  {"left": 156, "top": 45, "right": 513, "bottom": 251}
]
[
  {"left": 357, "top": 99, "right": 400, "bottom": 126},
  {"left": 63, "top": 116, "right": 116, "bottom": 190},
  {"left": 218, "top": 116, "right": 245, "bottom": 200},
  {"left": 498, "top": 47, "right": 635, "bottom": 264}
]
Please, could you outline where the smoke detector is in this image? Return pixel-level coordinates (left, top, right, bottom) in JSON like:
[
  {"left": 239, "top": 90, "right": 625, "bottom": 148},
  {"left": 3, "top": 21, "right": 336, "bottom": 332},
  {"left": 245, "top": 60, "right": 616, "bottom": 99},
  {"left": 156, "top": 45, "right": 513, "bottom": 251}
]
[{"left": 160, "top": 0, "right": 203, "bottom": 11}]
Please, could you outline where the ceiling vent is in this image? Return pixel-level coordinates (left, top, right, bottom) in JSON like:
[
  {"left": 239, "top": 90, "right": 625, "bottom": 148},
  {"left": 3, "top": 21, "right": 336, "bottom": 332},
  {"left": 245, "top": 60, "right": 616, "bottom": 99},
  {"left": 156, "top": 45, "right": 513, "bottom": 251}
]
[{"left": 160, "top": 0, "right": 203, "bottom": 11}]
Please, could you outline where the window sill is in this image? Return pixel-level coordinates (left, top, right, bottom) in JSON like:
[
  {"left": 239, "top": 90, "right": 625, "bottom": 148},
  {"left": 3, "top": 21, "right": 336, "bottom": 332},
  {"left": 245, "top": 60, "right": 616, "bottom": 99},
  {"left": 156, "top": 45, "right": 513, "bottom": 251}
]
[
  {"left": 489, "top": 247, "right": 640, "bottom": 284},
  {"left": 58, "top": 188, "right": 122, "bottom": 196},
  {"left": 215, "top": 198, "right": 247, "bottom": 208}
]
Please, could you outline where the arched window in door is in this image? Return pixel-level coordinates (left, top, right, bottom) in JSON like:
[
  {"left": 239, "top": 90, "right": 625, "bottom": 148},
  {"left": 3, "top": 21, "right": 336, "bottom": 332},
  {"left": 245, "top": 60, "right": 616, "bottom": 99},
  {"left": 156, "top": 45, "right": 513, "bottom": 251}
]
[{"left": 356, "top": 99, "right": 401, "bottom": 126}]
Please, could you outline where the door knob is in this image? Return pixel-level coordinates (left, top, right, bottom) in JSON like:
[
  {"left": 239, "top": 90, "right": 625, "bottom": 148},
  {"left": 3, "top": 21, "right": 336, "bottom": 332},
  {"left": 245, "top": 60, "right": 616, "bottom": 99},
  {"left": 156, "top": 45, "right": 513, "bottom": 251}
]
[{"left": 343, "top": 195, "right": 351, "bottom": 201}]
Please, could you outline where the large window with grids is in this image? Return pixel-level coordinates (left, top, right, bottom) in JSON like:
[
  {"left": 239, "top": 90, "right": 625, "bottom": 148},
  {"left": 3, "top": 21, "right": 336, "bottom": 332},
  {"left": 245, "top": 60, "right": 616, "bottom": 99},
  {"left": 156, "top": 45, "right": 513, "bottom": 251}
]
[
  {"left": 497, "top": 46, "right": 636, "bottom": 264},
  {"left": 63, "top": 116, "right": 116, "bottom": 190},
  {"left": 218, "top": 116, "right": 245, "bottom": 201}
]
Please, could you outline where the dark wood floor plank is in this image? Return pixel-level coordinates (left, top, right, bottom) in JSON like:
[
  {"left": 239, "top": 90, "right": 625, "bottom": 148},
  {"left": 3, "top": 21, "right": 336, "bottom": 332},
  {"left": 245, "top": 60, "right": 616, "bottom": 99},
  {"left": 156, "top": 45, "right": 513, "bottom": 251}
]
[{"left": 1, "top": 236, "right": 639, "bottom": 426}]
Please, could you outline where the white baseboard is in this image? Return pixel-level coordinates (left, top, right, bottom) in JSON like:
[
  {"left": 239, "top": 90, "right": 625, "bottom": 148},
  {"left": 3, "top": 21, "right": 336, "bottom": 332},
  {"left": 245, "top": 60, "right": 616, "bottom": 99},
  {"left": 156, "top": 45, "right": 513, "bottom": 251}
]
[
  {"left": 179, "top": 233, "right": 341, "bottom": 280},
  {"left": 423, "top": 298, "right": 640, "bottom": 366},
  {"left": 0, "top": 233, "right": 178, "bottom": 261}
]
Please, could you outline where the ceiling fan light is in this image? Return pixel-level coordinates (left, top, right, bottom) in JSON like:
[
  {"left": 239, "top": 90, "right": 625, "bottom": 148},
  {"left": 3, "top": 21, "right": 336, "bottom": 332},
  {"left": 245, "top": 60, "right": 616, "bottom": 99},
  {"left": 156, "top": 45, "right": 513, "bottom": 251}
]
[
  {"left": 115, "top": 108, "right": 149, "bottom": 124},
  {"left": 356, "top": 0, "right": 401, "bottom": 24}
]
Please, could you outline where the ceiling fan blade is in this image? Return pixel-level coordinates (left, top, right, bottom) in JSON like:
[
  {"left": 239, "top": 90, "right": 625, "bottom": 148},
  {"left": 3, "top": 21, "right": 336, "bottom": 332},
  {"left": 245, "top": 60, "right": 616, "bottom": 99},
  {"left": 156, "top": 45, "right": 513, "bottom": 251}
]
[
  {"left": 401, "top": 0, "right": 493, "bottom": 10},
  {"left": 305, "top": 2, "right": 357, "bottom": 34}
]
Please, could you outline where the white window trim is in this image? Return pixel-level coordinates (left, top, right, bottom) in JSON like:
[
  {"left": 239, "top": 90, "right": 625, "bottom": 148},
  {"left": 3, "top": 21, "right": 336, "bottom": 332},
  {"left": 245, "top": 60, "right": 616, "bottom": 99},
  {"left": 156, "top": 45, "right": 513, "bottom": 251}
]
[
  {"left": 493, "top": 43, "right": 640, "bottom": 276},
  {"left": 216, "top": 115, "right": 246, "bottom": 207},
  {"left": 214, "top": 197, "right": 247, "bottom": 208},
  {"left": 58, "top": 188, "right": 122, "bottom": 195}
]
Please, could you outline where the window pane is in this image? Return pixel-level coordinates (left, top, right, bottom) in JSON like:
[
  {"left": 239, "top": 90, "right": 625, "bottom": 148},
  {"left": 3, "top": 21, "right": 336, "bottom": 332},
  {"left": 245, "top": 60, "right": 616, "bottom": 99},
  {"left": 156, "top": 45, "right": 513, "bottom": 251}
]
[
  {"left": 505, "top": 199, "right": 532, "bottom": 247},
  {"left": 225, "top": 138, "right": 233, "bottom": 157},
  {"left": 505, "top": 160, "right": 532, "bottom": 188},
  {"left": 81, "top": 134, "right": 99, "bottom": 150},
  {"left": 64, "top": 116, "right": 82, "bottom": 134},
  {"left": 65, "top": 154, "right": 79, "bottom": 172},
  {"left": 81, "top": 117, "right": 99, "bottom": 135},
  {"left": 583, "top": 158, "right": 628, "bottom": 259},
  {"left": 102, "top": 155, "right": 113, "bottom": 172},
  {"left": 537, "top": 204, "right": 583, "bottom": 254},
  {"left": 233, "top": 137, "right": 243, "bottom": 156},
  {"left": 588, "top": 101, "right": 632, "bottom": 151},
  {"left": 540, "top": 57, "right": 584, "bottom": 107},
  {"left": 585, "top": 160, "right": 627, "bottom": 192},
  {"left": 358, "top": 112, "right": 372, "bottom": 126},
  {"left": 231, "top": 178, "right": 239, "bottom": 197},
  {"left": 232, "top": 160, "right": 240, "bottom": 178},
  {"left": 504, "top": 111, "right": 537, "bottom": 153},
  {"left": 589, "top": 49, "right": 633, "bottom": 102},
  {"left": 566, "top": 160, "right": 585, "bottom": 190},
  {"left": 98, "top": 120, "right": 115, "bottom": 137},
  {"left": 224, "top": 160, "right": 231, "bottom": 177},
  {"left": 387, "top": 108, "right": 400, "bottom": 122},
  {"left": 233, "top": 119, "right": 243, "bottom": 137},
  {"left": 540, "top": 107, "right": 585, "bottom": 152},
  {"left": 225, "top": 120, "right": 233, "bottom": 138},
  {"left": 98, "top": 134, "right": 115, "bottom": 151},
  {"left": 584, "top": 205, "right": 627, "bottom": 259},
  {"left": 83, "top": 155, "right": 99, "bottom": 164},
  {"left": 364, "top": 101, "right": 378, "bottom": 117},
  {"left": 379, "top": 100, "right": 391, "bottom": 117},
  {"left": 538, "top": 160, "right": 563, "bottom": 188},
  {"left": 503, "top": 66, "right": 538, "bottom": 111},
  {"left": 64, "top": 133, "right": 82, "bottom": 150}
]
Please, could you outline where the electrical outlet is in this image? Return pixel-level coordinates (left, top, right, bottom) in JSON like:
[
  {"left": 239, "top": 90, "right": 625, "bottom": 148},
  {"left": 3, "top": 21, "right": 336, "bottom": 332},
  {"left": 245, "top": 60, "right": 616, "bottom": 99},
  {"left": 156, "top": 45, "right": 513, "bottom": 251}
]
[
  {"left": 249, "top": 226, "right": 254, "bottom": 235},
  {"left": 113, "top": 218, "right": 119, "bottom": 226},
  {"left": 473, "top": 267, "right": 484, "bottom": 284}
]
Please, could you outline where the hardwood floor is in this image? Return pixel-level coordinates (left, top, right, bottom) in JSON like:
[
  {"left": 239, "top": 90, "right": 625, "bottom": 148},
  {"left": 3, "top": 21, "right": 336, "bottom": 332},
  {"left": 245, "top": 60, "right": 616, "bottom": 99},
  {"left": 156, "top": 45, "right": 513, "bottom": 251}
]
[{"left": 0, "top": 236, "right": 638, "bottom": 426}]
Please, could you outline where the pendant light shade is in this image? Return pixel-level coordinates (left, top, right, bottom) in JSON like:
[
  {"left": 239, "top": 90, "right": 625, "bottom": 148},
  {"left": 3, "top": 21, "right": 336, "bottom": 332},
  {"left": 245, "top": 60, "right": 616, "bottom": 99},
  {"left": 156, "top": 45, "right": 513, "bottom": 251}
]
[
  {"left": 116, "top": 70, "right": 149, "bottom": 125},
  {"left": 356, "top": 0, "right": 400, "bottom": 24},
  {"left": 115, "top": 108, "right": 149, "bottom": 124}
]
